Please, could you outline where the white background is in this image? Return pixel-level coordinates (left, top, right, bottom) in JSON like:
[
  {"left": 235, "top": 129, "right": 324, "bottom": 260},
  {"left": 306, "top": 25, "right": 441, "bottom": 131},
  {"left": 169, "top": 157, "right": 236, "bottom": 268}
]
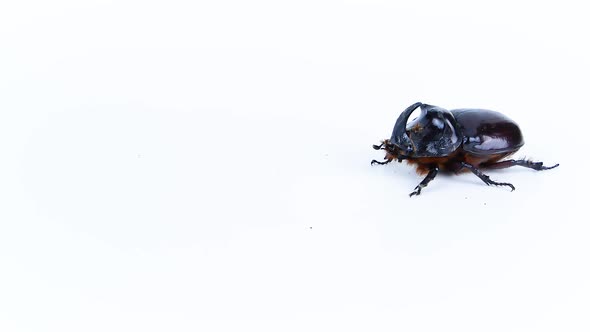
[{"left": 1, "top": 1, "right": 589, "bottom": 331}]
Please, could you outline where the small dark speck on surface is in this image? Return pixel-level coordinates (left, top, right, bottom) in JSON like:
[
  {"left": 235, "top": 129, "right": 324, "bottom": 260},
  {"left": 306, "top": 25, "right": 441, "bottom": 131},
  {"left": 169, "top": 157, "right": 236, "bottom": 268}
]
[
  {"left": 309, "top": 227, "right": 313, "bottom": 230},
  {"left": 484, "top": 202, "right": 487, "bottom": 206}
]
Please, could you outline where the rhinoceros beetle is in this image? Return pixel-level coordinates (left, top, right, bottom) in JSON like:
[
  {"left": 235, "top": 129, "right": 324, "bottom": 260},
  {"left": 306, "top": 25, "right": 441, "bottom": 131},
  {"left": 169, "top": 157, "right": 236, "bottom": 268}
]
[{"left": 372, "top": 102, "right": 559, "bottom": 197}]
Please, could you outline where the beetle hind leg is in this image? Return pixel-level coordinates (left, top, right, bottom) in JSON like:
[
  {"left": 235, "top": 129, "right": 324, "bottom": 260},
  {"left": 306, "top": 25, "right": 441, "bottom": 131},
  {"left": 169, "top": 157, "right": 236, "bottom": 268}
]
[
  {"left": 409, "top": 167, "right": 439, "bottom": 197},
  {"left": 483, "top": 159, "right": 559, "bottom": 171},
  {"left": 461, "top": 162, "right": 515, "bottom": 191}
]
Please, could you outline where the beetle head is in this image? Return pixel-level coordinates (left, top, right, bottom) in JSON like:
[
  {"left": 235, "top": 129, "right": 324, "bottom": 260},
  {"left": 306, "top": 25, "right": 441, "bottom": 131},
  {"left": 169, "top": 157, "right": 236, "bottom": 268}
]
[{"left": 390, "top": 102, "right": 462, "bottom": 157}]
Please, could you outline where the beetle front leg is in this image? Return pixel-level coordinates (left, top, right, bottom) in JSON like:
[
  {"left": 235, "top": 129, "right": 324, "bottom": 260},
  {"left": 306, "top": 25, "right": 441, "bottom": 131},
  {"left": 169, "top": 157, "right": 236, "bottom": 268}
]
[
  {"left": 461, "top": 162, "right": 515, "bottom": 191},
  {"left": 371, "top": 157, "right": 392, "bottom": 166},
  {"left": 409, "top": 166, "right": 439, "bottom": 197},
  {"left": 372, "top": 143, "right": 384, "bottom": 150}
]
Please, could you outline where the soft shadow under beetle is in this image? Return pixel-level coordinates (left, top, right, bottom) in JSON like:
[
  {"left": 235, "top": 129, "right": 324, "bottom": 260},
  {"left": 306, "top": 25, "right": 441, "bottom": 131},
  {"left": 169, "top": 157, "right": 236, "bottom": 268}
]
[{"left": 372, "top": 102, "right": 559, "bottom": 197}]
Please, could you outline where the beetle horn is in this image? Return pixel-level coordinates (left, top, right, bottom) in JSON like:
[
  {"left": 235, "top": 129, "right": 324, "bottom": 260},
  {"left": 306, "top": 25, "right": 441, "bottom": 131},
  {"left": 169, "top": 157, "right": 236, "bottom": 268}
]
[{"left": 391, "top": 102, "right": 422, "bottom": 153}]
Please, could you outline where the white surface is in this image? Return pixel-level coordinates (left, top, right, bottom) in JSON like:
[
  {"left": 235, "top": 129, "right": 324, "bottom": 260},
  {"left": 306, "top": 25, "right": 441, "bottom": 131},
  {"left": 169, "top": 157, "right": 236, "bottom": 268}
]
[{"left": 1, "top": 1, "right": 589, "bottom": 331}]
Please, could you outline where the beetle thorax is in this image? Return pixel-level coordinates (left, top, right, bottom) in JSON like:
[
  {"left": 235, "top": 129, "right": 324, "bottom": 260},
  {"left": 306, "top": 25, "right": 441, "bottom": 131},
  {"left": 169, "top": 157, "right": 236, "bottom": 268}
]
[{"left": 391, "top": 103, "right": 462, "bottom": 158}]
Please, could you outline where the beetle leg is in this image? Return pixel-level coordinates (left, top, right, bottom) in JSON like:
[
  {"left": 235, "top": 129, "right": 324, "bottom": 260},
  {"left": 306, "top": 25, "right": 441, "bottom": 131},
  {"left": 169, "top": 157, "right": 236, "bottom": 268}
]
[
  {"left": 483, "top": 159, "right": 559, "bottom": 171},
  {"left": 461, "top": 162, "right": 515, "bottom": 191},
  {"left": 372, "top": 143, "right": 384, "bottom": 150},
  {"left": 371, "top": 158, "right": 392, "bottom": 166},
  {"left": 409, "top": 167, "right": 439, "bottom": 197}
]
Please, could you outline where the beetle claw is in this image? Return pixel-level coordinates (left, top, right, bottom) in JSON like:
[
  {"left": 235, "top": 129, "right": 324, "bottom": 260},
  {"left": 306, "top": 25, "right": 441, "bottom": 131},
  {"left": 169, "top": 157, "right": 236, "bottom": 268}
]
[
  {"left": 542, "top": 163, "right": 560, "bottom": 170},
  {"left": 371, "top": 159, "right": 391, "bottom": 166},
  {"left": 487, "top": 179, "right": 515, "bottom": 191},
  {"left": 409, "top": 185, "right": 423, "bottom": 197}
]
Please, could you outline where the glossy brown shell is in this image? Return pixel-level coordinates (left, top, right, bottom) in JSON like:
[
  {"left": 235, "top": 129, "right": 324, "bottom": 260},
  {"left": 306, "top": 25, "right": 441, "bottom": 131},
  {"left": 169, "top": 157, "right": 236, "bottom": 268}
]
[{"left": 451, "top": 109, "right": 524, "bottom": 156}]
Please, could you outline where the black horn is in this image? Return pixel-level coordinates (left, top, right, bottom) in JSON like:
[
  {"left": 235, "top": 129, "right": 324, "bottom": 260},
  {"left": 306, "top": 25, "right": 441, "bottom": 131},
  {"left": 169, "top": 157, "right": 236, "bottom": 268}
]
[{"left": 391, "top": 102, "right": 422, "bottom": 153}]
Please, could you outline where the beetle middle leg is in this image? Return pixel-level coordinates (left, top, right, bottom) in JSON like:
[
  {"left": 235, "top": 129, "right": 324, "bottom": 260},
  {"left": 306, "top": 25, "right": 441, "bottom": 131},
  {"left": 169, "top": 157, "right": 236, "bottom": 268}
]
[
  {"left": 482, "top": 159, "right": 559, "bottom": 171},
  {"left": 409, "top": 166, "right": 439, "bottom": 197},
  {"left": 461, "top": 162, "right": 515, "bottom": 191}
]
